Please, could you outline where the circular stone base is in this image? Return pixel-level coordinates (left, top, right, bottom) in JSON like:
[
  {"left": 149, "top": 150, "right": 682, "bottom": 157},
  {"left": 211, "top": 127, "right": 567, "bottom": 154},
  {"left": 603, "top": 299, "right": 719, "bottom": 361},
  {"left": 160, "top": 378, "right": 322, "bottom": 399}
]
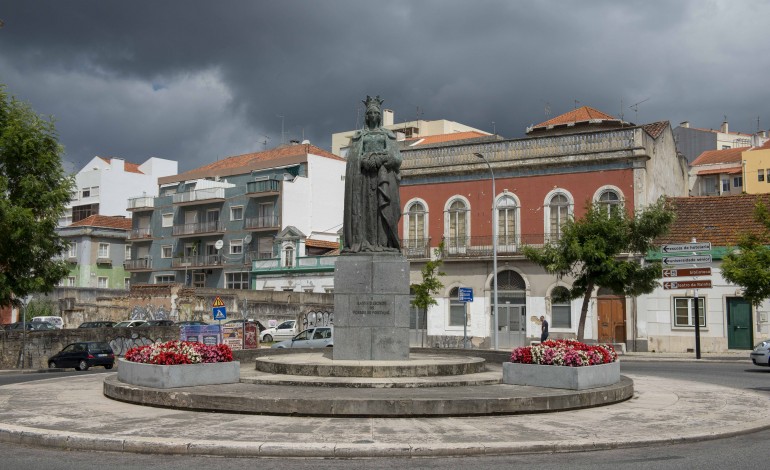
[{"left": 254, "top": 352, "right": 486, "bottom": 378}]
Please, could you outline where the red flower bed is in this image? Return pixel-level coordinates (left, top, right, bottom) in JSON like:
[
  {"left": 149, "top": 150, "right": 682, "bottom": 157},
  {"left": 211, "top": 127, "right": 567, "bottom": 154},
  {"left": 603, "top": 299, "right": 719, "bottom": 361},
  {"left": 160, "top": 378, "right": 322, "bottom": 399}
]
[
  {"left": 125, "top": 341, "right": 233, "bottom": 365},
  {"left": 511, "top": 339, "right": 617, "bottom": 367}
]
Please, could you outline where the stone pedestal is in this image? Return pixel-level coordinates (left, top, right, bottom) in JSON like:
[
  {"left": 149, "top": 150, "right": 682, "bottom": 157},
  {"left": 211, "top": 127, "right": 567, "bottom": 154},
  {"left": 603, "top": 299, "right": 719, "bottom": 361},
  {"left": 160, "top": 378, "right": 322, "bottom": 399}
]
[{"left": 333, "top": 254, "right": 410, "bottom": 361}]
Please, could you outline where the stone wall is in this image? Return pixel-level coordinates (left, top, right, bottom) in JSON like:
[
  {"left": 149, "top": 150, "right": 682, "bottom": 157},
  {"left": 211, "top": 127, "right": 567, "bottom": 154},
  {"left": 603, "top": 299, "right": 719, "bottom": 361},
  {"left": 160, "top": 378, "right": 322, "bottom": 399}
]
[
  {"left": 0, "top": 326, "right": 179, "bottom": 369},
  {"left": 37, "top": 285, "right": 334, "bottom": 328}
]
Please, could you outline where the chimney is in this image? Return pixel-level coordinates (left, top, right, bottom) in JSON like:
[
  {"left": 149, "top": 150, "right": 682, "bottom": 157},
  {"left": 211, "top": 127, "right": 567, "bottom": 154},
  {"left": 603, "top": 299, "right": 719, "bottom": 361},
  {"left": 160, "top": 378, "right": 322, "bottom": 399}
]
[
  {"left": 680, "top": 121, "right": 690, "bottom": 128},
  {"left": 110, "top": 157, "right": 125, "bottom": 172},
  {"left": 289, "top": 139, "right": 300, "bottom": 145},
  {"left": 720, "top": 121, "right": 729, "bottom": 133},
  {"left": 383, "top": 109, "right": 394, "bottom": 126}
]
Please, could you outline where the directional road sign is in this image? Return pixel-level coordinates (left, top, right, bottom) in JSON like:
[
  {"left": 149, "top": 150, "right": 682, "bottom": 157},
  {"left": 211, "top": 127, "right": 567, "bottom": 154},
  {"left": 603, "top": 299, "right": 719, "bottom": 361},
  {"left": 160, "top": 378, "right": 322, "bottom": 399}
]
[
  {"left": 213, "top": 306, "right": 227, "bottom": 320},
  {"left": 663, "top": 280, "right": 712, "bottom": 290},
  {"left": 662, "top": 255, "right": 712, "bottom": 265},
  {"left": 458, "top": 287, "right": 473, "bottom": 302},
  {"left": 661, "top": 242, "right": 711, "bottom": 253},
  {"left": 662, "top": 267, "right": 712, "bottom": 278}
]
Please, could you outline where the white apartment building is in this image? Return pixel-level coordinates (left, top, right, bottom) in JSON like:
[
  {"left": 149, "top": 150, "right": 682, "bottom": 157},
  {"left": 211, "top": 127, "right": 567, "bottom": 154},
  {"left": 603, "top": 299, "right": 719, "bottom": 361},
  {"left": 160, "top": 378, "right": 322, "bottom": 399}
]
[{"left": 60, "top": 156, "right": 178, "bottom": 226}]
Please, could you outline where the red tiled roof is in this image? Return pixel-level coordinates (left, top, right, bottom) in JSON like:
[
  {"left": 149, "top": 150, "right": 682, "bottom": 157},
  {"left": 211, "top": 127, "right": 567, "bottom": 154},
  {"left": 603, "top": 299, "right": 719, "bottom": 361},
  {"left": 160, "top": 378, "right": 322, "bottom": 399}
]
[
  {"left": 69, "top": 215, "right": 132, "bottom": 231},
  {"left": 305, "top": 239, "right": 340, "bottom": 249},
  {"left": 658, "top": 195, "right": 770, "bottom": 246},
  {"left": 167, "top": 144, "right": 343, "bottom": 183},
  {"left": 531, "top": 106, "right": 619, "bottom": 130},
  {"left": 98, "top": 157, "right": 144, "bottom": 174},
  {"left": 641, "top": 121, "right": 669, "bottom": 139},
  {"left": 696, "top": 167, "right": 742, "bottom": 176},
  {"left": 691, "top": 147, "right": 749, "bottom": 166},
  {"left": 406, "top": 131, "right": 490, "bottom": 146}
]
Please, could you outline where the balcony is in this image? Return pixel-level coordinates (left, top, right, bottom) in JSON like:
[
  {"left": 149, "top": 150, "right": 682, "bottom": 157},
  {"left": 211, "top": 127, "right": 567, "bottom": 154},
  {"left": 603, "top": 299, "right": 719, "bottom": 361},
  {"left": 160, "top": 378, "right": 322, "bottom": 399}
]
[
  {"left": 245, "top": 251, "right": 275, "bottom": 264},
  {"left": 171, "top": 254, "right": 223, "bottom": 268},
  {"left": 172, "top": 187, "right": 226, "bottom": 206},
  {"left": 128, "top": 227, "right": 153, "bottom": 240},
  {"left": 96, "top": 256, "right": 112, "bottom": 265},
  {"left": 252, "top": 255, "right": 337, "bottom": 273},
  {"left": 127, "top": 196, "right": 155, "bottom": 211},
  {"left": 124, "top": 257, "right": 152, "bottom": 271},
  {"left": 172, "top": 221, "right": 225, "bottom": 237},
  {"left": 246, "top": 180, "right": 280, "bottom": 196},
  {"left": 401, "top": 238, "right": 431, "bottom": 259},
  {"left": 439, "top": 234, "right": 550, "bottom": 259},
  {"left": 244, "top": 215, "right": 281, "bottom": 231}
]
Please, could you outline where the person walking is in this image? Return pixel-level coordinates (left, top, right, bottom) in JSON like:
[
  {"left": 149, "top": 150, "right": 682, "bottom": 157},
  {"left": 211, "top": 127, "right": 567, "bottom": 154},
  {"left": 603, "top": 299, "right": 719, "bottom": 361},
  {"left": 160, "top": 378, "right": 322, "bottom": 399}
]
[{"left": 540, "top": 315, "right": 549, "bottom": 343}]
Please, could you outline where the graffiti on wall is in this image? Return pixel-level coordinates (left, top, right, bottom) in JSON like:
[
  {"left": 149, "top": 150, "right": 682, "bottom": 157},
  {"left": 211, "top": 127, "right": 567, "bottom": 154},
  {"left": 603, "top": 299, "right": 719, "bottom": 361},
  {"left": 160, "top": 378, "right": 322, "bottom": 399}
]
[
  {"left": 301, "top": 311, "right": 333, "bottom": 329},
  {"left": 130, "top": 304, "right": 171, "bottom": 321},
  {"left": 108, "top": 333, "right": 163, "bottom": 356}
]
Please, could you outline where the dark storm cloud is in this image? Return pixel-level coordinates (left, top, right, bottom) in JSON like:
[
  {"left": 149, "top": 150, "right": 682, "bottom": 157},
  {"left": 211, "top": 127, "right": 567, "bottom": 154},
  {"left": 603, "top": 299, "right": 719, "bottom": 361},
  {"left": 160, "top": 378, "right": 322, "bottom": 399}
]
[{"left": 1, "top": 1, "right": 769, "bottom": 172}]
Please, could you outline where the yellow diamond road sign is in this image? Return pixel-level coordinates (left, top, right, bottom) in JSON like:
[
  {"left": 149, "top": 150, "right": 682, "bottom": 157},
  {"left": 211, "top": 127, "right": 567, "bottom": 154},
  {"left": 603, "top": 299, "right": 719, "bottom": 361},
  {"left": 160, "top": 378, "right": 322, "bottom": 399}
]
[{"left": 212, "top": 296, "right": 225, "bottom": 308}]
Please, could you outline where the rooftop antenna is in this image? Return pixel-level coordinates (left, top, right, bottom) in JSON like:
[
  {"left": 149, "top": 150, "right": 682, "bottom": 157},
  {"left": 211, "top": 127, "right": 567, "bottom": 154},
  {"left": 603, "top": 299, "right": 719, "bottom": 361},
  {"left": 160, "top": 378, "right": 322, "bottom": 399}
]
[
  {"left": 619, "top": 97, "right": 624, "bottom": 124},
  {"left": 540, "top": 99, "right": 551, "bottom": 118},
  {"left": 757, "top": 116, "right": 761, "bottom": 133},
  {"left": 629, "top": 97, "right": 650, "bottom": 123},
  {"left": 261, "top": 135, "right": 270, "bottom": 150},
  {"left": 277, "top": 114, "right": 285, "bottom": 144},
  {"left": 492, "top": 121, "right": 496, "bottom": 135},
  {"left": 574, "top": 99, "right": 581, "bottom": 109}
]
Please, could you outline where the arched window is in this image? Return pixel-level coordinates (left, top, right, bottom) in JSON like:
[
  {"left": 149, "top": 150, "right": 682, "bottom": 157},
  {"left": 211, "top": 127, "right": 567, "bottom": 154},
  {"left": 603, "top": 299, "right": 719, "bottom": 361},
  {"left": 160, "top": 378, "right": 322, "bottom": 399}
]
[
  {"left": 282, "top": 244, "right": 295, "bottom": 268},
  {"left": 497, "top": 194, "right": 518, "bottom": 247},
  {"left": 445, "top": 198, "right": 469, "bottom": 252},
  {"left": 550, "top": 286, "right": 571, "bottom": 328},
  {"left": 448, "top": 286, "right": 466, "bottom": 327},
  {"left": 406, "top": 201, "right": 426, "bottom": 241},
  {"left": 547, "top": 192, "right": 572, "bottom": 241},
  {"left": 598, "top": 189, "right": 621, "bottom": 215}
]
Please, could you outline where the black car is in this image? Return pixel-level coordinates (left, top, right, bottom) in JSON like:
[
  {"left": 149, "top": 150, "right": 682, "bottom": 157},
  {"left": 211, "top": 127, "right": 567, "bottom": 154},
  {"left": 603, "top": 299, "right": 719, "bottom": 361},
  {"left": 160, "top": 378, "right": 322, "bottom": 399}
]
[
  {"left": 142, "top": 319, "right": 175, "bottom": 326},
  {"left": 48, "top": 342, "right": 115, "bottom": 371},
  {"left": 6, "top": 321, "right": 56, "bottom": 331},
  {"left": 78, "top": 321, "right": 116, "bottom": 328}
]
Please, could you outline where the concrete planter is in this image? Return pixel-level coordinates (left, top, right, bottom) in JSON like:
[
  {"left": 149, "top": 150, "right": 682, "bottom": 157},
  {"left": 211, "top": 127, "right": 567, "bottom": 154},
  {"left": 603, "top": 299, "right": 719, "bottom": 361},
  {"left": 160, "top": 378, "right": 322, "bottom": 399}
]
[
  {"left": 502, "top": 361, "right": 620, "bottom": 390},
  {"left": 117, "top": 358, "right": 240, "bottom": 389}
]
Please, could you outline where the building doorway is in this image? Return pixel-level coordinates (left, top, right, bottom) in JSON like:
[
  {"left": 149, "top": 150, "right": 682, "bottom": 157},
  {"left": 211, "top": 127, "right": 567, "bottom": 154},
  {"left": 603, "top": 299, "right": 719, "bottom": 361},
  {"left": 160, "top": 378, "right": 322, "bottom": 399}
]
[
  {"left": 726, "top": 297, "right": 752, "bottom": 349},
  {"left": 597, "top": 288, "right": 626, "bottom": 344},
  {"left": 493, "top": 270, "right": 527, "bottom": 349}
]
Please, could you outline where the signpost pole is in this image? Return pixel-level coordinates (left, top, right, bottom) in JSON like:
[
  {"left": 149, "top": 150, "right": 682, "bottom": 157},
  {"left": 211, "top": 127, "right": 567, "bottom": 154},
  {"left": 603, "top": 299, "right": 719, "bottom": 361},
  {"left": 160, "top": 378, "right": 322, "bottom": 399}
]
[{"left": 694, "top": 288, "right": 701, "bottom": 359}]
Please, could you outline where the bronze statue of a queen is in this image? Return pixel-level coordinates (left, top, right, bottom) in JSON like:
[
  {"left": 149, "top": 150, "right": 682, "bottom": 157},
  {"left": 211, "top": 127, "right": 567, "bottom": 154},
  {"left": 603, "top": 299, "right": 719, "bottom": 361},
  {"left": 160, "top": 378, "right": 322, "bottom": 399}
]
[{"left": 342, "top": 95, "right": 402, "bottom": 254}]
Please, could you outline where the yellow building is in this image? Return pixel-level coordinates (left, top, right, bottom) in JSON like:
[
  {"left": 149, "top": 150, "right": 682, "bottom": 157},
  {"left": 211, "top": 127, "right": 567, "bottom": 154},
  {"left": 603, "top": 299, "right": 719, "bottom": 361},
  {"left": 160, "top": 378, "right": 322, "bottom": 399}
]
[{"left": 742, "top": 140, "right": 770, "bottom": 194}]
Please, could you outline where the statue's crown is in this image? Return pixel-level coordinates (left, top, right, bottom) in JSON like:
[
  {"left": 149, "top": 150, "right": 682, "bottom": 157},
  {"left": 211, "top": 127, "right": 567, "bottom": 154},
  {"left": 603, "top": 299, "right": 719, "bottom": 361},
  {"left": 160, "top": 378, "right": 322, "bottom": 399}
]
[{"left": 363, "top": 95, "right": 384, "bottom": 110}]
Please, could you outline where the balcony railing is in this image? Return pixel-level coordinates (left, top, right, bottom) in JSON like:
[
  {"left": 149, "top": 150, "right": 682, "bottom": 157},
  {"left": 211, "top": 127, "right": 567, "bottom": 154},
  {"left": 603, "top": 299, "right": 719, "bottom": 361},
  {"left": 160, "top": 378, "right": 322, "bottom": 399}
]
[
  {"left": 247, "top": 180, "right": 280, "bottom": 195},
  {"left": 171, "top": 254, "right": 223, "bottom": 268},
  {"left": 252, "top": 255, "right": 337, "bottom": 273},
  {"left": 124, "top": 257, "right": 152, "bottom": 270},
  {"left": 245, "top": 251, "right": 275, "bottom": 264},
  {"left": 172, "top": 221, "right": 225, "bottom": 236},
  {"left": 245, "top": 215, "right": 280, "bottom": 230},
  {"left": 128, "top": 227, "right": 153, "bottom": 239},
  {"left": 127, "top": 196, "right": 155, "bottom": 211},
  {"left": 401, "top": 238, "right": 431, "bottom": 259},
  {"left": 439, "top": 234, "right": 554, "bottom": 258},
  {"left": 172, "top": 187, "right": 226, "bottom": 205}
]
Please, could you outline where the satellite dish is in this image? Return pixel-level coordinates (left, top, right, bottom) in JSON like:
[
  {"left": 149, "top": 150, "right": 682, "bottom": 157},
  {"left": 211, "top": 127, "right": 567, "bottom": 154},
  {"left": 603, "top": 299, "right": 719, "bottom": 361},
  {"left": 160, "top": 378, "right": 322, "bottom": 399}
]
[
  {"left": 214, "top": 240, "right": 224, "bottom": 250},
  {"left": 244, "top": 234, "right": 252, "bottom": 244}
]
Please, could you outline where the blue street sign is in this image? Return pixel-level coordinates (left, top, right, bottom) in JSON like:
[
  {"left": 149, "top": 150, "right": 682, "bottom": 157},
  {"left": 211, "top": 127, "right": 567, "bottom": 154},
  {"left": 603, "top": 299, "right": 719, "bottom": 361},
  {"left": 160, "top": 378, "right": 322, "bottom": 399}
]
[
  {"left": 458, "top": 287, "right": 473, "bottom": 303},
  {"left": 213, "top": 307, "right": 227, "bottom": 321}
]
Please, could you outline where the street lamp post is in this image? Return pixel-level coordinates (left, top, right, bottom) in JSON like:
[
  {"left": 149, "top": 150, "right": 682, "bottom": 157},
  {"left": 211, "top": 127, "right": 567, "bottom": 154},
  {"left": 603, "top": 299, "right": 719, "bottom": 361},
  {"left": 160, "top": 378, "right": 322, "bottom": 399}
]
[{"left": 474, "top": 153, "right": 498, "bottom": 350}]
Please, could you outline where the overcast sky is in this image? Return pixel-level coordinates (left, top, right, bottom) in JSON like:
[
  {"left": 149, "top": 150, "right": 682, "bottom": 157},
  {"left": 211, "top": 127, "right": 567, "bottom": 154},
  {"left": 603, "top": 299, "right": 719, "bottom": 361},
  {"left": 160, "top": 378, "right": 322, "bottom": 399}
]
[{"left": 2, "top": 0, "right": 769, "bottom": 173}]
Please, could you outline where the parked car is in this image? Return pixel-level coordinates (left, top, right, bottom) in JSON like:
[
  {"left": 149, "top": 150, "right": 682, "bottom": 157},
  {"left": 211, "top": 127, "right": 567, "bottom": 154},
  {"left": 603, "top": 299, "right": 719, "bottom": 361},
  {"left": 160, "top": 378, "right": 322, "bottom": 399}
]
[
  {"left": 271, "top": 327, "right": 333, "bottom": 349},
  {"left": 142, "top": 319, "right": 175, "bottom": 326},
  {"left": 48, "top": 341, "right": 115, "bottom": 371},
  {"left": 6, "top": 321, "right": 57, "bottom": 331},
  {"left": 260, "top": 320, "right": 297, "bottom": 342},
  {"left": 32, "top": 316, "right": 64, "bottom": 329},
  {"left": 114, "top": 320, "right": 147, "bottom": 328},
  {"left": 177, "top": 320, "right": 209, "bottom": 326},
  {"left": 750, "top": 339, "right": 770, "bottom": 366},
  {"left": 78, "top": 321, "right": 116, "bottom": 328}
]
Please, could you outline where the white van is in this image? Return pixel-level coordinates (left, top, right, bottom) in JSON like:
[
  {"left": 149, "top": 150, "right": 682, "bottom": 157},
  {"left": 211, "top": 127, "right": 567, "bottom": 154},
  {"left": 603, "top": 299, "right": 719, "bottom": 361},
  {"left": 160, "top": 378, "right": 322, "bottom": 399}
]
[{"left": 32, "top": 316, "right": 64, "bottom": 329}]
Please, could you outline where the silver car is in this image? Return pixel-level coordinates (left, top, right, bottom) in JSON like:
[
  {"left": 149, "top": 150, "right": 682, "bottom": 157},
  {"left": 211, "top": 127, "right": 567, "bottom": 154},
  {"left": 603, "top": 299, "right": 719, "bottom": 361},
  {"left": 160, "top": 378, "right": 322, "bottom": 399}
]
[
  {"left": 271, "top": 327, "right": 333, "bottom": 349},
  {"left": 750, "top": 339, "right": 770, "bottom": 366}
]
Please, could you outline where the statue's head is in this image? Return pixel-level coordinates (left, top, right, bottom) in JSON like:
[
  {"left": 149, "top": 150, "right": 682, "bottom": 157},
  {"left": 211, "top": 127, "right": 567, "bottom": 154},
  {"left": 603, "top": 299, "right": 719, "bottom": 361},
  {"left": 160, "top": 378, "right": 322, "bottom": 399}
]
[{"left": 363, "top": 95, "right": 384, "bottom": 128}]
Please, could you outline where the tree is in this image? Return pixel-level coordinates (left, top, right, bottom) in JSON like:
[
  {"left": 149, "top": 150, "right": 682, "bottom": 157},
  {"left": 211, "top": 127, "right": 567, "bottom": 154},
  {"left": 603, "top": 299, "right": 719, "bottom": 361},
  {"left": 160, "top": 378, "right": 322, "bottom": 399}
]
[
  {"left": 410, "top": 242, "right": 445, "bottom": 329},
  {"left": 721, "top": 200, "right": 770, "bottom": 306},
  {"left": 0, "top": 85, "right": 74, "bottom": 307},
  {"left": 523, "top": 198, "right": 675, "bottom": 341}
]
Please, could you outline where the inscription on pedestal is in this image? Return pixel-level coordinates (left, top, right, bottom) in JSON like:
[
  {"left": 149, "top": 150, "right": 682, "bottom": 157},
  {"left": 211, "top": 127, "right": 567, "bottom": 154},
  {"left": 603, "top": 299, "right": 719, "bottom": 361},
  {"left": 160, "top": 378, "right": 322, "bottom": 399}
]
[{"left": 352, "top": 297, "right": 392, "bottom": 315}]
